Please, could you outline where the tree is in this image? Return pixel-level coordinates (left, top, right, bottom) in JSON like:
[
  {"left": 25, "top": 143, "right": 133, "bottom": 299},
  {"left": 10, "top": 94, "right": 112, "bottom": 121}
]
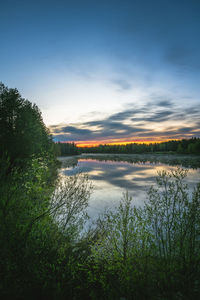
[
  {"left": 144, "top": 168, "right": 200, "bottom": 298},
  {"left": 0, "top": 156, "right": 92, "bottom": 299},
  {"left": 0, "top": 83, "right": 54, "bottom": 165}
]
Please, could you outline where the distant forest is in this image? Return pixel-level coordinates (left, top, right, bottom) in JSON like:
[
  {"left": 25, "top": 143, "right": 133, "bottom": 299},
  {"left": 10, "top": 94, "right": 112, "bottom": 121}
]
[{"left": 55, "top": 138, "right": 200, "bottom": 156}]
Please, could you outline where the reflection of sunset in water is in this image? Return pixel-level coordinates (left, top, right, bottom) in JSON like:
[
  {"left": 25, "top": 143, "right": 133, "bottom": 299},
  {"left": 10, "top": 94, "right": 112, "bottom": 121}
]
[{"left": 60, "top": 156, "right": 200, "bottom": 218}]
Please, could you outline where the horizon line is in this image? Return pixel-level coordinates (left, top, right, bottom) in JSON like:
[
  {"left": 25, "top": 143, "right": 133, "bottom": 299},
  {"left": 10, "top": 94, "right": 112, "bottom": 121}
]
[{"left": 55, "top": 138, "right": 183, "bottom": 148}]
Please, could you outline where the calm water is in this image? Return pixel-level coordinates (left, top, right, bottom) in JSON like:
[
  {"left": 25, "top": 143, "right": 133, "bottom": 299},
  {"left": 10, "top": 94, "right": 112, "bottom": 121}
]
[{"left": 59, "top": 154, "right": 200, "bottom": 218}]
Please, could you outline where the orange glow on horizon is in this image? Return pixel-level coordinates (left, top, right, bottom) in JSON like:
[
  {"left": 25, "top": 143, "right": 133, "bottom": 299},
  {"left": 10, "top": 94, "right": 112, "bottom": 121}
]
[{"left": 71, "top": 139, "right": 180, "bottom": 148}]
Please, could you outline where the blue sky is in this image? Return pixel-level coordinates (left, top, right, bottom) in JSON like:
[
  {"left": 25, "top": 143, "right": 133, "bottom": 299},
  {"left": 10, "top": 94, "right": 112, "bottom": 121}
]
[{"left": 1, "top": 0, "right": 200, "bottom": 143}]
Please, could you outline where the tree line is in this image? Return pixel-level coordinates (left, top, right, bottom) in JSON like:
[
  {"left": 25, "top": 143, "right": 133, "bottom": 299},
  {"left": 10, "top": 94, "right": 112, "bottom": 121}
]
[
  {"left": 55, "top": 142, "right": 80, "bottom": 156},
  {"left": 56, "top": 138, "right": 200, "bottom": 156},
  {"left": 80, "top": 138, "right": 200, "bottom": 154}
]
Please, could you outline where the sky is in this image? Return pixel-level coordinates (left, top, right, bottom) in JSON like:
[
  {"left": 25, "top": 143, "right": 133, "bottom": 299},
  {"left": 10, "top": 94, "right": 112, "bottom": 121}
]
[{"left": 0, "top": 0, "right": 200, "bottom": 145}]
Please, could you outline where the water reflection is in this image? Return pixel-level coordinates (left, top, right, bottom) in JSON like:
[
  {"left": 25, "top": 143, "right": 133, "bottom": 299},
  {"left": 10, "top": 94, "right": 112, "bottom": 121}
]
[{"left": 59, "top": 155, "right": 200, "bottom": 218}]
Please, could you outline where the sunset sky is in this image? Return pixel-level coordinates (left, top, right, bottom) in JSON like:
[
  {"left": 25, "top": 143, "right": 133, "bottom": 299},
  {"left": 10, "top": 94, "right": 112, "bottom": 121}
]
[{"left": 1, "top": 0, "right": 200, "bottom": 145}]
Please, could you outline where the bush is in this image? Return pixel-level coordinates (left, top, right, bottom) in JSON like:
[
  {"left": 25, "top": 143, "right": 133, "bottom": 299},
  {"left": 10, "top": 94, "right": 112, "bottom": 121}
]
[{"left": 86, "top": 168, "right": 200, "bottom": 299}]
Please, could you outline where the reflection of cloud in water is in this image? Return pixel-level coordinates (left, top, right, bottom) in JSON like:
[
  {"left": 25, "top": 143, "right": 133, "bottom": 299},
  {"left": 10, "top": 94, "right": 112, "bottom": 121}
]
[
  {"left": 116, "top": 166, "right": 128, "bottom": 171},
  {"left": 60, "top": 157, "right": 200, "bottom": 218},
  {"left": 87, "top": 170, "right": 105, "bottom": 176}
]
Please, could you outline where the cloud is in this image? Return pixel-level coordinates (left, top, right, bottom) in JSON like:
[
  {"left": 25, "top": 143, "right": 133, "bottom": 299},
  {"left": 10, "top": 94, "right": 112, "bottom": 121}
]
[
  {"left": 156, "top": 100, "right": 172, "bottom": 108},
  {"left": 111, "top": 79, "right": 132, "bottom": 90},
  {"left": 49, "top": 100, "right": 200, "bottom": 143},
  {"left": 165, "top": 45, "right": 200, "bottom": 72},
  {"left": 57, "top": 126, "right": 93, "bottom": 135},
  {"left": 131, "top": 110, "right": 173, "bottom": 123},
  {"left": 106, "top": 108, "right": 143, "bottom": 122}
]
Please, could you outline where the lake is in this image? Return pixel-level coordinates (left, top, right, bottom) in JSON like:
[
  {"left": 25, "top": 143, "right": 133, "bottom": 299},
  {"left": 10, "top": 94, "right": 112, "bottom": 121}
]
[{"left": 59, "top": 154, "right": 200, "bottom": 218}]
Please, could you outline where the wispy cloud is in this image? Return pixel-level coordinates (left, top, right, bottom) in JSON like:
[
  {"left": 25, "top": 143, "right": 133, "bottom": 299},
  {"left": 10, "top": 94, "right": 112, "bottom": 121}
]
[
  {"left": 111, "top": 79, "right": 132, "bottom": 91},
  {"left": 49, "top": 99, "right": 200, "bottom": 144},
  {"left": 165, "top": 45, "right": 200, "bottom": 72}
]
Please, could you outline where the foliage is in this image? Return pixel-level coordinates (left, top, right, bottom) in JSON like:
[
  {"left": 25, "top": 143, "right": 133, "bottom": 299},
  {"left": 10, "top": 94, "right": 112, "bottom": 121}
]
[
  {"left": 79, "top": 138, "right": 200, "bottom": 155},
  {"left": 0, "top": 82, "right": 56, "bottom": 166},
  {"left": 0, "top": 156, "right": 92, "bottom": 299},
  {"left": 144, "top": 168, "right": 200, "bottom": 299},
  {"left": 0, "top": 83, "right": 90, "bottom": 299},
  {"left": 82, "top": 169, "right": 200, "bottom": 300},
  {"left": 1, "top": 82, "right": 200, "bottom": 299},
  {"left": 1, "top": 157, "right": 200, "bottom": 299},
  {"left": 51, "top": 173, "right": 92, "bottom": 237},
  {"left": 55, "top": 142, "right": 80, "bottom": 156}
]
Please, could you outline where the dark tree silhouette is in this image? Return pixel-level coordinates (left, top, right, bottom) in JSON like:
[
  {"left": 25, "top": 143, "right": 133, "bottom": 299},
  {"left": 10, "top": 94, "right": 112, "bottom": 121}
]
[{"left": 0, "top": 83, "right": 54, "bottom": 165}]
